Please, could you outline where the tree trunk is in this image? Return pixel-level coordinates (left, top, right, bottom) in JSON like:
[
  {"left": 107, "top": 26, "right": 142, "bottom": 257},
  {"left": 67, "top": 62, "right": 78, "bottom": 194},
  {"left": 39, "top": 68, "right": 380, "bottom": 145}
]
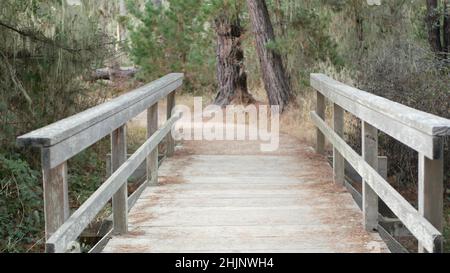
[
  {"left": 426, "top": 0, "right": 443, "bottom": 54},
  {"left": 214, "top": 13, "right": 254, "bottom": 106},
  {"left": 354, "top": 1, "right": 364, "bottom": 45},
  {"left": 246, "top": 0, "right": 291, "bottom": 111},
  {"left": 117, "top": 0, "right": 127, "bottom": 51},
  {"left": 444, "top": 0, "right": 450, "bottom": 53},
  {"left": 89, "top": 66, "right": 138, "bottom": 81}
]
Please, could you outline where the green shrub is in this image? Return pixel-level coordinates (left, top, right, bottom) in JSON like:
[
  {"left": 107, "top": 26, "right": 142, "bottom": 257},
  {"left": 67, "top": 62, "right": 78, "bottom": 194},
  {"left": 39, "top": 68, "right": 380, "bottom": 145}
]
[{"left": 0, "top": 154, "right": 43, "bottom": 252}]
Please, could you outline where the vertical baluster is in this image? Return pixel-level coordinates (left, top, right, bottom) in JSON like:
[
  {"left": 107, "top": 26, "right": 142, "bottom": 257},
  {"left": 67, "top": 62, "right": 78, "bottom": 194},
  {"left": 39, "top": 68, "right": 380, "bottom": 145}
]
[
  {"left": 418, "top": 144, "right": 444, "bottom": 253},
  {"left": 42, "top": 161, "right": 69, "bottom": 251},
  {"left": 316, "top": 91, "right": 325, "bottom": 155},
  {"left": 147, "top": 103, "right": 159, "bottom": 185},
  {"left": 362, "top": 122, "right": 378, "bottom": 232},
  {"left": 166, "top": 92, "right": 176, "bottom": 157},
  {"left": 333, "top": 103, "right": 345, "bottom": 186},
  {"left": 111, "top": 125, "right": 128, "bottom": 234}
]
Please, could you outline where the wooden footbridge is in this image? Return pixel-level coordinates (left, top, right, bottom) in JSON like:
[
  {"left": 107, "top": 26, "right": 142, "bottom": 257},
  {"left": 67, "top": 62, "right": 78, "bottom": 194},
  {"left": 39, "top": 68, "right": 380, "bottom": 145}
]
[{"left": 17, "top": 73, "right": 450, "bottom": 253}]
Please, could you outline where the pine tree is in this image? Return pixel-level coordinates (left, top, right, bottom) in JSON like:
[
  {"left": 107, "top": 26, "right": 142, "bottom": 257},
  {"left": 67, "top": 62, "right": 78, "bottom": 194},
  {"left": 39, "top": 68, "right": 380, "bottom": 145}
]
[
  {"left": 246, "top": 0, "right": 291, "bottom": 111},
  {"left": 213, "top": 1, "right": 254, "bottom": 106}
]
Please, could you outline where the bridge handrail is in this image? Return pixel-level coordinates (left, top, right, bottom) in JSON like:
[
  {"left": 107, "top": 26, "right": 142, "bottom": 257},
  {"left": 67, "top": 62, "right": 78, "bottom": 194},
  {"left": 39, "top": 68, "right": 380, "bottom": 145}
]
[
  {"left": 310, "top": 73, "right": 450, "bottom": 159},
  {"left": 17, "top": 73, "right": 183, "bottom": 252},
  {"left": 17, "top": 73, "right": 183, "bottom": 170},
  {"left": 310, "top": 73, "right": 449, "bottom": 253}
]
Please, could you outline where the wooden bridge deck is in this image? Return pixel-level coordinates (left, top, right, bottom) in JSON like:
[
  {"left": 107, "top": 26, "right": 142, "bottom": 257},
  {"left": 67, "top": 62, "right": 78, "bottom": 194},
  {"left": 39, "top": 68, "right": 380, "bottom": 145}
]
[{"left": 103, "top": 134, "right": 388, "bottom": 253}]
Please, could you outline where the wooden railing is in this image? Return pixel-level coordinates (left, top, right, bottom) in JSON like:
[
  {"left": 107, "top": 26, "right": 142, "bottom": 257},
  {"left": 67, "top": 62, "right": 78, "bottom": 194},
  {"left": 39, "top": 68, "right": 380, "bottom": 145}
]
[
  {"left": 17, "top": 73, "right": 183, "bottom": 253},
  {"left": 310, "top": 73, "right": 450, "bottom": 253}
]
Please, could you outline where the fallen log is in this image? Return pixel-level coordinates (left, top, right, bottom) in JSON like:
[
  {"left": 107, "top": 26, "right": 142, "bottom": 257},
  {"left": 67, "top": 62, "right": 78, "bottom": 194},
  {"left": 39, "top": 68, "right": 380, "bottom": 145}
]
[{"left": 89, "top": 66, "right": 139, "bottom": 81}]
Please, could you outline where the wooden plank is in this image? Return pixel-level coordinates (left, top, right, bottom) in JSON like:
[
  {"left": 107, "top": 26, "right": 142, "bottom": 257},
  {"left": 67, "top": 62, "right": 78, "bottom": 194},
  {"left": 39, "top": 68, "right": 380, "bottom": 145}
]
[
  {"left": 127, "top": 207, "right": 347, "bottom": 227},
  {"left": 147, "top": 103, "right": 158, "bottom": 185},
  {"left": 103, "top": 226, "right": 385, "bottom": 253},
  {"left": 111, "top": 125, "right": 128, "bottom": 234},
  {"left": 316, "top": 91, "right": 325, "bottom": 155},
  {"left": 310, "top": 74, "right": 450, "bottom": 159},
  {"left": 166, "top": 92, "right": 176, "bottom": 156},
  {"left": 157, "top": 154, "right": 325, "bottom": 177},
  {"left": 311, "top": 112, "right": 442, "bottom": 252},
  {"left": 17, "top": 73, "right": 183, "bottom": 147},
  {"left": 362, "top": 121, "right": 379, "bottom": 231},
  {"left": 134, "top": 196, "right": 357, "bottom": 208},
  {"left": 418, "top": 149, "right": 444, "bottom": 253},
  {"left": 333, "top": 103, "right": 345, "bottom": 186},
  {"left": 42, "top": 162, "right": 69, "bottom": 245},
  {"left": 45, "top": 113, "right": 181, "bottom": 253}
]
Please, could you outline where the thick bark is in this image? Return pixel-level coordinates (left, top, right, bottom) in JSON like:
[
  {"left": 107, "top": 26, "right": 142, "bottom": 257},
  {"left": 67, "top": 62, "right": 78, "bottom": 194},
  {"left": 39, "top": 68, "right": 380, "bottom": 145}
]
[
  {"left": 426, "top": 0, "right": 443, "bottom": 53},
  {"left": 214, "top": 14, "right": 254, "bottom": 106},
  {"left": 246, "top": 0, "right": 291, "bottom": 111}
]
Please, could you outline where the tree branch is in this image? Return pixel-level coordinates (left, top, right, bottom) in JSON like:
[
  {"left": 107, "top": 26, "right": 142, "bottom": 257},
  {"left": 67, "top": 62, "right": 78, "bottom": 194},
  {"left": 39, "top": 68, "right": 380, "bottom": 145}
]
[{"left": 0, "top": 21, "right": 117, "bottom": 54}]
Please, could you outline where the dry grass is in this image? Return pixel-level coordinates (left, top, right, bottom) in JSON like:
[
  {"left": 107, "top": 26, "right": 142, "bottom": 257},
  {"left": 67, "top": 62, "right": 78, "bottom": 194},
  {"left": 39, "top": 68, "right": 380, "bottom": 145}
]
[{"left": 279, "top": 89, "right": 316, "bottom": 145}]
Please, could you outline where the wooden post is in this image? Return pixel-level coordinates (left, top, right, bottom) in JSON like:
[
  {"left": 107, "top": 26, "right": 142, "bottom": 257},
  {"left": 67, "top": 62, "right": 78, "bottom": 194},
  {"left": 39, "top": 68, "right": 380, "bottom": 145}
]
[
  {"left": 316, "top": 91, "right": 325, "bottom": 155},
  {"left": 111, "top": 125, "right": 128, "bottom": 234},
  {"left": 147, "top": 103, "right": 159, "bottom": 185},
  {"left": 362, "top": 121, "right": 378, "bottom": 232},
  {"left": 418, "top": 146, "right": 444, "bottom": 253},
  {"left": 166, "top": 92, "right": 176, "bottom": 157},
  {"left": 333, "top": 103, "right": 345, "bottom": 186},
  {"left": 42, "top": 161, "right": 69, "bottom": 243}
]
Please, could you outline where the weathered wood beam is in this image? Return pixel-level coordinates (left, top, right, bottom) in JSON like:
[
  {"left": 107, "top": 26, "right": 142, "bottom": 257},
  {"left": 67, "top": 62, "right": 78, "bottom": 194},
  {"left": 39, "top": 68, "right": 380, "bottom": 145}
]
[
  {"left": 333, "top": 103, "right": 345, "bottom": 186},
  {"left": 166, "top": 92, "right": 176, "bottom": 157},
  {"left": 42, "top": 162, "right": 69, "bottom": 246},
  {"left": 418, "top": 146, "right": 444, "bottom": 253},
  {"left": 111, "top": 125, "right": 128, "bottom": 234},
  {"left": 315, "top": 91, "right": 325, "bottom": 155},
  {"left": 362, "top": 121, "right": 379, "bottom": 232},
  {"left": 147, "top": 103, "right": 159, "bottom": 185}
]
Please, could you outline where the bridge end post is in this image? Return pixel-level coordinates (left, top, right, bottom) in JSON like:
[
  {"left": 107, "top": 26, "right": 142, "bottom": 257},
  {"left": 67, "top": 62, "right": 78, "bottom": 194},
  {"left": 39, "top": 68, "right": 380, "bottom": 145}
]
[
  {"left": 362, "top": 121, "right": 379, "bottom": 232},
  {"left": 315, "top": 91, "right": 325, "bottom": 155},
  {"left": 418, "top": 144, "right": 444, "bottom": 253},
  {"left": 147, "top": 103, "right": 159, "bottom": 185},
  {"left": 111, "top": 125, "right": 128, "bottom": 234}
]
